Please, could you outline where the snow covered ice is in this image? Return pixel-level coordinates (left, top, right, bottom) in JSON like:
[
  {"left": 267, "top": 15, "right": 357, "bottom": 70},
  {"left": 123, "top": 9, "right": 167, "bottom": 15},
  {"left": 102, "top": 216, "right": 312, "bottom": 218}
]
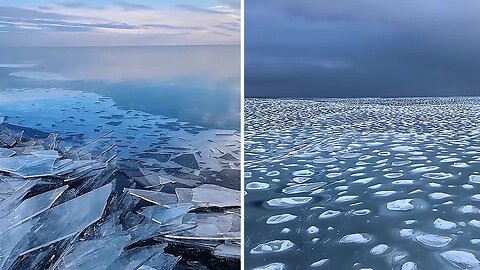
[{"left": 244, "top": 97, "right": 480, "bottom": 269}]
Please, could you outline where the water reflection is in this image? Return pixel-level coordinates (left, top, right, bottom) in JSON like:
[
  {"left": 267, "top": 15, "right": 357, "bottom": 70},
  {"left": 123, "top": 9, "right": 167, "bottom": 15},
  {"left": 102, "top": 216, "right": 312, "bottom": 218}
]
[{"left": 0, "top": 45, "right": 240, "bottom": 130}]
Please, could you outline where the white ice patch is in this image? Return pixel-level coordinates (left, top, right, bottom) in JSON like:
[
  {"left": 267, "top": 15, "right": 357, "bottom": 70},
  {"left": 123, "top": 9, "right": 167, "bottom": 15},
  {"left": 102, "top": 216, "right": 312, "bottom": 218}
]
[
  {"left": 352, "top": 177, "right": 374, "bottom": 184},
  {"left": 266, "top": 197, "right": 312, "bottom": 208},
  {"left": 422, "top": 172, "right": 454, "bottom": 180},
  {"left": 399, "top": 229, "right": 414, "bottom": 237},
  {"left": 459, "top": 205, "right": 479, "bottom": 214},
  {"left": 310, "top": 259, "right": 329, "bottom": 267},
  {"left": 428, "top": 192, "right": 452, "bottom": 200},
  {"left": 411, "top": 166, "right": 439, "bottom": 174},
  {"left": 307, "top": 226, "right": 319, "bottom": 234},
  {"left": 370, "top": 244, "right": 389, "bottom": 255},
  {"left": 468, "top": 219, "right": 480, "bottom": 228},
  {"left": 282, "top": 182, "right": 325, "bottom": 194},
  {"left": 415, "top": 233, "right": 452, "bottom": 247},
  {"left": 393, "top": 180, "right": 415, "bottom": 185},
  {"left": 440, "top": 250, "right": 480, "bottom": 268},
  {"left": 387, "top": 199, "right": 414, "bottom": 211},
  {"left": 293, "top": 170, "right": 314, "bottom": 177},
  {"left": 434, "top": 218, "right": 456, "bottom": 230},
  {"left": 266, "top": 214, "right": 297, "bottom": 224},
  {"left": 318, "top": 210, "right": 342, "bottom": 219},
  {"left": 339, "top": 233, "right": 371, "bottom": 244},
  {"left": 253, "top": 263, "right": 286, "bottom": 270},
  {"left": 401, "top": 262, "right": 417, "bottom": 270},
  {"left": 250, "top": 240, "right": 295, "bottom": 254},
  {"left": 373, "top": 190, "right": 396, "bottom": 197},
  {"left": 352, "top": 209, "right": 370, "bottom": 216},
  {"left": 246, "top": 182, "right": 270, "bottom": 190},
  {"left": 266, "top": 171, "right": 280, "bottom": 176},
  {"left": 391, "top": 146, "right": 420, "bottom": 152},
  {"left": 469, "top": 175, "right": 480, "bottom": 184},
  {"left": 313, "top": 157, "right": 337, "bottom": 164},
  {"left": 334, "top": 195, "right": 358, "bottom": 203}
]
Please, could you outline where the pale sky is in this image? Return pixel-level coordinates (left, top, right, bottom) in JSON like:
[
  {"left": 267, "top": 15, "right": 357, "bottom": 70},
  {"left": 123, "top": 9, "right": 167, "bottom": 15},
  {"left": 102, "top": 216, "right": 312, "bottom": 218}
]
[{"left": 0, "top": 0, "right": 240, "bottom": 46}]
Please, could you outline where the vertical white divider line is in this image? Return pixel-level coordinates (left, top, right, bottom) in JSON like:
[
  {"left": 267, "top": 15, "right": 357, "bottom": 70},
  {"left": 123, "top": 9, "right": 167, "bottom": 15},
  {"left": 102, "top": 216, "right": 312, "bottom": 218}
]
[{"left": 240, "top": 0, "right": 245, "bottom": 268}]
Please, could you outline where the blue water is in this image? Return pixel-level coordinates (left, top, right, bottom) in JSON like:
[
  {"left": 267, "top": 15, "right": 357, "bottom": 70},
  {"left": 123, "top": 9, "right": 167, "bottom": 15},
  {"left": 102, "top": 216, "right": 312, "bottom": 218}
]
[{"left": 0, "top": 45, "right": 240, "bottom": 130}]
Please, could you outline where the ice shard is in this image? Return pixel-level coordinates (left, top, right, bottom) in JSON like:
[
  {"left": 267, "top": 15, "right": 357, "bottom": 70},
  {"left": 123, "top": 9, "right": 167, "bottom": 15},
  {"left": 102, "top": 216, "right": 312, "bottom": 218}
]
[
  {"left": 0, "top": 117, "right": 240, "bottom": 269},
  {"left": 19, "top": 183, "right": 112, "bottom": 256}
]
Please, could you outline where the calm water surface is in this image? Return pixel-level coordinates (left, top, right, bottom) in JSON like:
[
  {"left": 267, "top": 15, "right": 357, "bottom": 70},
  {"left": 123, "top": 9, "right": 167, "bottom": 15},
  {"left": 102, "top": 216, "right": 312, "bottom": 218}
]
[{"left": 0, "top": 45, "right": 240, "bottom": 130}]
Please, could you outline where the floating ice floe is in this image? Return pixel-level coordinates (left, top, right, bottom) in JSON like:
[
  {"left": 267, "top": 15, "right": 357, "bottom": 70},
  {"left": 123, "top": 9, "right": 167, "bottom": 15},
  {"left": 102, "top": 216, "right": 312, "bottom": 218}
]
[
  {"left": 282, "top": 182, "right": 326, "bottom": 194},
  {"left": 415, "top": 233, "right": 452, "bottom": 248},
  {"left": 440, "top": 250, "right": 480, "bottom": 268},
  {"left": 370, "top": 244, "right": 389, "bottom": 255},
  {"left": 401, "top": 261, "right": 417, "bottom": 270},
  {"left": 386, "top": 199, "right": 414, "bottom": 211},
  {"left": 266, "top": 197, "right": 312, "bottom": 208},
  {"left": 429, "top": 192, "right": 452, "bottom": 200},
  {"left": 246, "top": 182, "right": 270, "bottom": 190},
  {"left": 469, "top": 175, "right": 480, "bottom": 184},
  {"left": 318, "top": 210, "right": 342, "bottom": 219},
  {"left": 266, "top": 214, "right": 297, "bottom": 224},
  {"left": 434, "top": 218, "right": 456, "bottom": 230},
  {"left": 334, "top": 195, "right": 358, "bottom": 203},
  {"left": 339, "top": 233, "right": 371, "bottom": 244},
  {"left": 310, "top": 259, "right": 329, "bottom": 267},
  {"left": 253, "top": 263, "right": 286, "bottom": 270},
  {"left": 250, "top": 240, "right": 295, "bottom": 254}
]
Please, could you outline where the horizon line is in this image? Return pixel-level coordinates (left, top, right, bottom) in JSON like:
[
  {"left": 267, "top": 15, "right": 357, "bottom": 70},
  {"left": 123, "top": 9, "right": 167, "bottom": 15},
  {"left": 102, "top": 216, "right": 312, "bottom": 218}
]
[
  {"left": 0, "top": 44, "right": 240, "bottom": 48},
  {"left": 245, "top": 94, "right": 480, "bottom": 99}
]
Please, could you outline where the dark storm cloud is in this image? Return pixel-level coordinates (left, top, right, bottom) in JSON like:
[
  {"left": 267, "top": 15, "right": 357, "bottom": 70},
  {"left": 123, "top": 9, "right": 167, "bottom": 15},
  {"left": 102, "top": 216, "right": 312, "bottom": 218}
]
[{"left": 245, "top": 0, "right": 480, "bottom": 98}]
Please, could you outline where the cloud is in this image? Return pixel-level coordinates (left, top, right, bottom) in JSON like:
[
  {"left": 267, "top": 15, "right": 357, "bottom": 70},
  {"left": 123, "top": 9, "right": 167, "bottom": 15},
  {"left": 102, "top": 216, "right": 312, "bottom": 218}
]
[
  {"left": 217, "top": 0, "right": 241, "bottom": 10},
  {"left": 0, "top": 2, "right": 239, "bottom": 46},
  {"left": 142, "top": 24, "right": 203, "bottom": 31},
  {"left": 176, "top": 4, "right": 226, "bottom": 15},
  {"left": 0, "top": 6, "right": 81, "bottom": 20},
  {"left": 215, "top": 22, "right": 240, "bottom": 32},
  {"left": 51, "top": 2, "right": 90, "bottom": 9},
  {"left": 115, "top": 2, "right": 154, "bottom": 11},
  {"left": 246, "top": 0, "right": 480, "bottom": 98}
]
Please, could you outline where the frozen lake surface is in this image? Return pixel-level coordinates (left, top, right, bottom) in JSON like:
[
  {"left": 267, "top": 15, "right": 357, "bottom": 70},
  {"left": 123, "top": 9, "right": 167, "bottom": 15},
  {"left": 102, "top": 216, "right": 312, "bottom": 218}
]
[
  {"left": 0, "top": 46, "right": 240, "bottom": 269},
  {"left": 245, "top": 97, "right": 480, "bottom": 270}
]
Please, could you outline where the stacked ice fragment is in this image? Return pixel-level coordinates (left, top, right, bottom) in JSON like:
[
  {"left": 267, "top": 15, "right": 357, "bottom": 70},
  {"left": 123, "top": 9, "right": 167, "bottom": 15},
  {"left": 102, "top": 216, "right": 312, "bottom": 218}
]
[{"left": 0, "top": 120, "right": 240, "bottom": 269}]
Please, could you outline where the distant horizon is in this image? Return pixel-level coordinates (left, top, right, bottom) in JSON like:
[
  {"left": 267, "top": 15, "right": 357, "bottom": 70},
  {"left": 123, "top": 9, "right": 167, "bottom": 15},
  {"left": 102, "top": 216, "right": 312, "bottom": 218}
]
[
  {"left": 245, "top": 94, "right": 480, "bottom": 99},
  {"left": 0, "top": 44, "right": 240, "bottom": 48}
]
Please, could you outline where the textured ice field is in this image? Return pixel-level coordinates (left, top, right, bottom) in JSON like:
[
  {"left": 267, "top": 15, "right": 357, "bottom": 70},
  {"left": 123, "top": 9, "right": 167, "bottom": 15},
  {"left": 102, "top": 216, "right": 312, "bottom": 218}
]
[
  {"left": 0, "top": 88, "right": 241, "bottom": 268},
  {"left": 245, "top": 97, "right": 480, "bottom": 270},
  {"left": 0, "top": 88, "right": 240, "bottom": 189}
]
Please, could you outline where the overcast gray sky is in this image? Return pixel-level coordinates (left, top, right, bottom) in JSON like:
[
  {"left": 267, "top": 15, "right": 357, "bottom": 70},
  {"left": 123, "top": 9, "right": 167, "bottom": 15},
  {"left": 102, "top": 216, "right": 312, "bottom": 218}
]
[
  {"left": 246, "top": 0, "right": 480, "bottom": 97},
  {"left": 0, "top": 0, "right": 240, "bottom": 46}
]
